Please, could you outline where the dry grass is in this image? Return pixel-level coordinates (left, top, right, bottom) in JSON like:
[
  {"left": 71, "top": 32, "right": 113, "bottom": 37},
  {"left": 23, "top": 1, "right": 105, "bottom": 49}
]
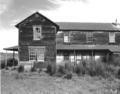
[{"left": 1, "top": 70, "right": 120, "bottom": 94}]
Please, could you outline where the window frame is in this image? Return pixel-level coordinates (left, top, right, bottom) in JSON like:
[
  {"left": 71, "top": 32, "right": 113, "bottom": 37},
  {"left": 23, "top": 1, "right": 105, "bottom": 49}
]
[
  {"left": 109, "top": 32, "right": 115, "bottom": 43},
  {"left": 29, "top": 46, "right": 45, "bottom": 62},
  {"left": 33, "top": 25, "right": 42, "bottom": 40},
  {"left": 86, "top": 32, "right": 93, "bottom": 43}
]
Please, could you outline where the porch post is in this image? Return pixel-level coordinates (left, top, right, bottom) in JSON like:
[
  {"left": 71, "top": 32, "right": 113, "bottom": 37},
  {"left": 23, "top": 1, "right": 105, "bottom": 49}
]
[
  {"left": 81, "top": 51, "right": 83, "bottom": 63},
  {"left": 74, "top": 50, "right": 76, "bottom": 70},
  {"left": 106, "top": 52, "right": 109, "bottom": 63},
  {"left": 5, "top": 50, "right": 7, "bottom": 68},
  {"left": 91, "top": 50, "right": 94, "bottom": 62},
  {"left": 13, "top": 51, "right": 15, "bottom": 67}
]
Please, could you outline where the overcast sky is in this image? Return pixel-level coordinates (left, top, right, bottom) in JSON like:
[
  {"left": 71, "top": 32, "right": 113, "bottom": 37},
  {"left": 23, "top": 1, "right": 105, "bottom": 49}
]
[{"left": 0, "top": 0, "right": 120, "bottom": 52}]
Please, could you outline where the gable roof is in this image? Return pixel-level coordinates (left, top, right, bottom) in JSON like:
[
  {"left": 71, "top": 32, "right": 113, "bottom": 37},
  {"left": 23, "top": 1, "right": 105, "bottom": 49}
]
[
  {"left": 15, "top": 12, "right": 58, "bottom": 28},
  {"left": 56, "top": 22, "right": 120, "bottom": 31}
]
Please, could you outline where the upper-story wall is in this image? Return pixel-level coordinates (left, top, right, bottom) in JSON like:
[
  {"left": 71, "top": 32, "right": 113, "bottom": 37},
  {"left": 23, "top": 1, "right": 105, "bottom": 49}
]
[
  {"left": 16, "top": 12, "right": 58, "bottom": 46},
  {"left": 56, "top": 31, "right": 120, "bottom": 45}
]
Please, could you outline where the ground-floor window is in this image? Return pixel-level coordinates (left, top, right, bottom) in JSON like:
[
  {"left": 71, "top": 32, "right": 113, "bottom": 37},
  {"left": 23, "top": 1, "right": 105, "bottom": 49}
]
[
  {"left": 70, "top": 54, "right": 82, "bottom": 64},
  {"left": 56, "top": 54, "right": 64, "bottom": 64},
  {"left": 83, "top": 55, "right": 91, "bottom": 61},
  {"left": 56, "top": 51, "right": 108, "bottom": 64},
  {"left": 70, "top": 55, "right": 75, "bottom": 63},
  {"left": 95, "top": 55, "right": 101, "bottom": 61},
  {"left": 29, "top": 46, "right": 45, "bottom": 62}
]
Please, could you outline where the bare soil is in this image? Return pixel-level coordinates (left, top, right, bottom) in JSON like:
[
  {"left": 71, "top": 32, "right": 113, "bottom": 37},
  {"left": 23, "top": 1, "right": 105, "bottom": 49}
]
[{"left": 1, "top": 70, "right": 120, "bottom": 94}]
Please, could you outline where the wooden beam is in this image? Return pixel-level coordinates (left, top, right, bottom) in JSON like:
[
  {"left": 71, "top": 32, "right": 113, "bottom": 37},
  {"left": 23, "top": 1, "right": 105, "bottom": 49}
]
[
  {"left": 92, "top": 50, "right": 94, "bottom": 62},
  {"left": 73, "top": 50, "right": 76, "bottom": 71},
  {"left": 5, "top": 50, "right": 7, "bottom": 68},
  {"left": 13, "top": 51, "right": 15, "bottom": 67},
  {"left": 106, "top": 52, "right": 109, "bottom": 63}
]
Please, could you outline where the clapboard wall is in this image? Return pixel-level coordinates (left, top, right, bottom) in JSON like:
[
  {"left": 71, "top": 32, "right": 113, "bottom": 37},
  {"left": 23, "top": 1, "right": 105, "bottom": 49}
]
[{"left": 17, "top": 12, "right": 58, "bottom": 65}]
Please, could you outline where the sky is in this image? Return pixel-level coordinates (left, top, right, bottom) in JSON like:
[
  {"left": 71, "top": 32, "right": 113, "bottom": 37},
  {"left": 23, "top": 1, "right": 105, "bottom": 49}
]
[{"left": 0, "top": 0, "right": 120, "bottom": 52}]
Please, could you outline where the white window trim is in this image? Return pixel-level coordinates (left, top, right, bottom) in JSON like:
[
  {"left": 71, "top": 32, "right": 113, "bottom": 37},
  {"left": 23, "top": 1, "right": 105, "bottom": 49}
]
[
  {"left": 64, "top": 35, "right": 69, "bottom": 43},
  {"left": 28, "top": 46, "right": 45, "bottom": 62},
  {"left": 33, "top": 25, "right": 42, "bottom": 40},
  {"left": 86, "top": 32, "right": 93, "bottom": 43},
  {"left": 109, "top": 32, "right": 115, "bottom": 43}
]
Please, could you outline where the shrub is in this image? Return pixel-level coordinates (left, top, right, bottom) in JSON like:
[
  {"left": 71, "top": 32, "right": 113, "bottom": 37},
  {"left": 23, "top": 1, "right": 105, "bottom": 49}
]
[
  {"left": 58, "top": 65, "right": 66, "bottom": 74},
  {"left": 46, "top": 64, "right": 52, "bottom": 73},
  {"left": 30, "top": 66, "right": 36, "bottom": 72},
  {"left": 64, "top": 61, "right": 73, "bottom": 72},
  {"left": 56, "top": 65, "right": 73, "bottom": 79},
  {"left": 84, "top": 61, "right": 118, "bottom": 78},
  {"left": 117, "top": 68, "right": 120, "bottom": 79},
  {"left": 74, "top": 62, "right": 86, "bottom": 76},
  {"left": 1, "top": 60, "right": 6, "bottom": 69},
  {"left": 18, "top": 65, "right": 24, "bottom": 73},
  {"left": 64, "top": 72, "right": 72, "bottom": 79},
  {"left": 86, "top": 61, "right": 106, "bottom": 77},
  {"left": 110, "top": 55, "right": 120, "bottom": 66},
  {"left": 7, "top": 58, "right": 18, "bottom": 67},
  {"left": 46, "top": 63, "right": 56, "bottom": 76}
]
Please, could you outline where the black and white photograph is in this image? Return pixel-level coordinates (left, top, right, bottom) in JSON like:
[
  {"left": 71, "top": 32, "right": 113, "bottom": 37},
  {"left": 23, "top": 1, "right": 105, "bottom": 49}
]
[{"left": 0, "top": 0, "right": 120, "bottom": 94}]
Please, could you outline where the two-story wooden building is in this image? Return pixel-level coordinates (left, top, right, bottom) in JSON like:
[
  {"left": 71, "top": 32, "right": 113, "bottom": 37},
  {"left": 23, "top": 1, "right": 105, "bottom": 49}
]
[{"left": 15, "top": 12, "right": 120, "bottom": 69}]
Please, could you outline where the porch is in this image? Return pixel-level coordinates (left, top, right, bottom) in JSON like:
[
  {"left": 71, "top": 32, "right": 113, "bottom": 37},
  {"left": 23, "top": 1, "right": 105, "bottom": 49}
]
[
  {"left": 56, "top": 50, "right": 111, "bottom": 65},
  {"left": 56, "top": 44, "right": 115, "bottom": 65}
]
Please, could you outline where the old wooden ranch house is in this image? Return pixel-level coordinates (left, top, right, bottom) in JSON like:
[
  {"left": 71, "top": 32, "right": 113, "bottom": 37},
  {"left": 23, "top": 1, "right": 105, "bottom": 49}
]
[{"left": 5, "top": 12, "right": 120, "bottom": 69}]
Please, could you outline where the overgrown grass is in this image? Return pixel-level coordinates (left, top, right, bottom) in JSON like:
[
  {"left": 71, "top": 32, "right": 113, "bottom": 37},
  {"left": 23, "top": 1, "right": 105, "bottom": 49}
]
[{"left": 54, "top": 60, "right": 120, "bottom": 79}]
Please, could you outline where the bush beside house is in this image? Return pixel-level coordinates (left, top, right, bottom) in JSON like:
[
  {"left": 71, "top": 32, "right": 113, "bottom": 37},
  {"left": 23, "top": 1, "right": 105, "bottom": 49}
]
[{"left": 1, "top": 58, "right": 18, "bottom": 69}]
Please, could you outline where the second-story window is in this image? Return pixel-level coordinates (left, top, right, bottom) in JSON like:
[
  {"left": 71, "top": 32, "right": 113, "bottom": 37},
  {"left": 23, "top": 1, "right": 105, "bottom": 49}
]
[
  {"left": 64, "top": 32, "right": 70, "bottom": 43},
  {"left": 64, "top": 35, "right": 69, "bottom": 43},
  {"left": 109, "top": 32, "right": 115, "bottom": 43},
  {"left": 33, "top": 25, "right": 42, "bottom": 40},
  {"left": 86, "top": 32, "right": 93, "bottom": 43}
]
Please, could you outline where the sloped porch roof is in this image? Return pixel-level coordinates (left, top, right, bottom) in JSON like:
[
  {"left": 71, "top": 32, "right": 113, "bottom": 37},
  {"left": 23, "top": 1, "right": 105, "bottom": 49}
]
[
  {"left": 3, "top": 46, "right": 18, "bottom": 51},
  {"left": 3, "top": 45, "right": 120, "bottom": 53},
  {"left": 56, "top": 44, "right": 120, "bottom": 53}
]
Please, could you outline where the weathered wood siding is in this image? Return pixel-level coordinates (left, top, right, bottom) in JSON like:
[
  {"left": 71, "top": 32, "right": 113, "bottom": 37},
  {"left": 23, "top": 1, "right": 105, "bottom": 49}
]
[
  {"left": 18, "top": 14, "right": 57, "bottom": 64},
  {"left": 70, "top": 31, "right": 86, "bottom": 43},
  {"left": 115, "top": 32, "right": 120, "bottom": 44},
  {"left": 93, "top": 32, "right": 109, "bottom": 44},
  {"left": 57, "top": 31, "right": 120, "bottom": 44}
]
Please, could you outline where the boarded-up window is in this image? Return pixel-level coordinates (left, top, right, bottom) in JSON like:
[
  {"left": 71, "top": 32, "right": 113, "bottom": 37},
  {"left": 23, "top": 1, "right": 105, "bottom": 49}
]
[
  {"left": 109, "top": 32, "right": 115, "bottom": 43},
  {"left": 29, "top": 46, "right": 45, "bottom": 62},
  {"left": 33, "top": 25, "right": 42, "bottom": 40}
]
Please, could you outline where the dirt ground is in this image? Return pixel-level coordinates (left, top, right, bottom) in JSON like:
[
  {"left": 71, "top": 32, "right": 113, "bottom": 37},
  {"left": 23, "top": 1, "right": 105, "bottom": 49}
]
[{"left": 1, "top": 70, "right": 120, "bottom": 94}]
